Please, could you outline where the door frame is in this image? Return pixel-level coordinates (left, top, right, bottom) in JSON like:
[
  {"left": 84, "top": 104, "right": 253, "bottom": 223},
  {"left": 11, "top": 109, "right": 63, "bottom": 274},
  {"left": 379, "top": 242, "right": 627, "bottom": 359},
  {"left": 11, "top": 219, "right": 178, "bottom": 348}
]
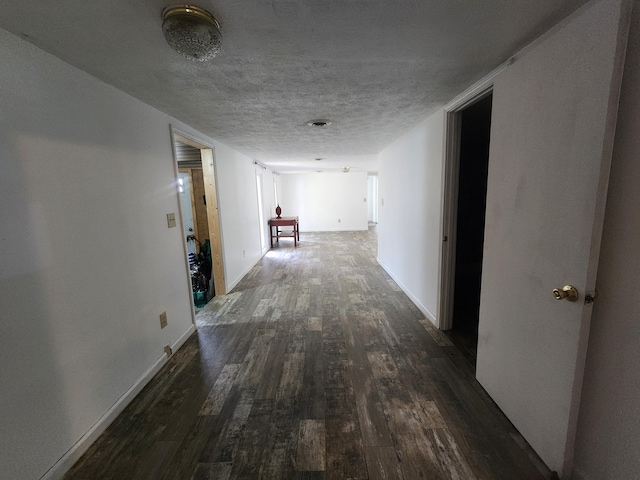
[
  {"left": 177, "top": 168, "right": 199, "bottom": 254},
  {"left": 170, "top": 127, "right": 227, "bottom": 317},
  {"left": 255, "top": 170, "right": 267, "bottom": 252},
  {"left": 438, "top": 63, "right": 508, "bottom": 330}
]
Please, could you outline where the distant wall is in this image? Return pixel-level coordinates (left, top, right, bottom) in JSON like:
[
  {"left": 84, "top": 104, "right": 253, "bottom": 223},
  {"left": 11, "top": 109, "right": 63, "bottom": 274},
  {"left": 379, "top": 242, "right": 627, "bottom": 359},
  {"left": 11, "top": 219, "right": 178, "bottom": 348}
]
[{"left": 278, "top": 171, "right": 368, "bottom": 232}]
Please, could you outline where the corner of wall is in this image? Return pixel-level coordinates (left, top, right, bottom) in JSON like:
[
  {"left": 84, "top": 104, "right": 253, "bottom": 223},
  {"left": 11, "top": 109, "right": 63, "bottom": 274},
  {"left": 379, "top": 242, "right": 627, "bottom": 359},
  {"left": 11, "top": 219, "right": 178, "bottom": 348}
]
[{"left": 377, "top": 257, "right": 438, "bottom": 326}]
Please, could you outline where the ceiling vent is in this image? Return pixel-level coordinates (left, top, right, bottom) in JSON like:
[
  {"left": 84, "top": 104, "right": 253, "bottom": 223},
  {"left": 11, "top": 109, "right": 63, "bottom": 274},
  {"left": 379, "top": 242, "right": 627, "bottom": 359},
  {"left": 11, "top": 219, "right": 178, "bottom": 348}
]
[{"left": 306, "top": 119, "right": 332, "bottom": 128}]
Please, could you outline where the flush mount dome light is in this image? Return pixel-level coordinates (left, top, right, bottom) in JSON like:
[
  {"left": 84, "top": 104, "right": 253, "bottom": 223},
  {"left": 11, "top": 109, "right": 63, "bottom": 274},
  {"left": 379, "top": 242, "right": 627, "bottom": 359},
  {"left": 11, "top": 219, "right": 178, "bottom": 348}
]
[
  {"left": 162, "top": 5, "right": 222, "bottom": 61},
  {"left": 306, "top": 119, "right": 332, "bottom": 127}
]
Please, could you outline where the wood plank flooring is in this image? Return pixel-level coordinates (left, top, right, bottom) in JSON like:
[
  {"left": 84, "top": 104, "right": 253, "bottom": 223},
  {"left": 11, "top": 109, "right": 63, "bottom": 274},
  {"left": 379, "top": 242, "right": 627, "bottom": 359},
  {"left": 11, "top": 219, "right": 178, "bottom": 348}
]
[{"left": 64, "top": 228, "right": 552, "bottom": 480}]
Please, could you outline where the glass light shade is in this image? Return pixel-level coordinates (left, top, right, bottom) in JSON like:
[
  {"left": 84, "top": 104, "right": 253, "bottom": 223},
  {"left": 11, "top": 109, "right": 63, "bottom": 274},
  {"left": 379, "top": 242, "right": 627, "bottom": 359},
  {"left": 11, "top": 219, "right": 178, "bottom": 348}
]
[{"left": 162, "top": 5, "right": 222, "bottom": 61}]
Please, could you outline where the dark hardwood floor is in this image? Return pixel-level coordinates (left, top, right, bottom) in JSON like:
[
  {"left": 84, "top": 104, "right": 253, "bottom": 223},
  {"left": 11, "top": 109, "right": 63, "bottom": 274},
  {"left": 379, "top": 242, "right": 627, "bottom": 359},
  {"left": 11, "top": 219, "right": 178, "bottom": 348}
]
[{"left": 64, "top": 228, "right": 551, "bottom": 480}]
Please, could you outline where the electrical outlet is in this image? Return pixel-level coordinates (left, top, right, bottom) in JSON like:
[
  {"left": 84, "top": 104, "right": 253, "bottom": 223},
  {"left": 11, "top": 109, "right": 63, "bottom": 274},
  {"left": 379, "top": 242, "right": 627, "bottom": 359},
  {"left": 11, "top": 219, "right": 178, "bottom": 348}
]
[
  {"left": 338, "top": 219, "right": 341, "bottom": 223},
  {"left": 166, "top": 213, "right": 176, "bottom": 228},
  {"left": 159, "top": 311, "right": 168, "bottom": 329},
  {"left": 164, "top": 345, "right": 172, "bottom": 357}
]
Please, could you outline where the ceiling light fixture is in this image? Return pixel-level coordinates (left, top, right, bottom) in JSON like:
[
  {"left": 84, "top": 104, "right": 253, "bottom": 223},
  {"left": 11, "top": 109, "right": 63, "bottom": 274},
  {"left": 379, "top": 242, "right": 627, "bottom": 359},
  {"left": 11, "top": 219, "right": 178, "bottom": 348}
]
[
  {"left": 341, "top": 167, "right": 350, "bottom": 173},
  {"left": 162, "top": 5, "right": 222, "bottom": 61},
  {"left": 306, "top": 119, "right": 332, "bottom": 128}
]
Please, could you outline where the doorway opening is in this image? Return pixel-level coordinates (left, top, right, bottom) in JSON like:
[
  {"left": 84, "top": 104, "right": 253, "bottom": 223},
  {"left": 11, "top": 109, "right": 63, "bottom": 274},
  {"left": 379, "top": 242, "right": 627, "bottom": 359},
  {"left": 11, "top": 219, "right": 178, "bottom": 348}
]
[
  {"left": 256, "top": 173, "right": 267, "bottom": 251},
  {"left": 449, "top": 94, "right": 492, "bottom": 365},
  {"left": 439, "top": 91, "right": 492, "bottom": 367},
  {"left": 367, "top": 174, "right": 378, "bottom": 226},
  {"left": 172, "top": 131, "right": 226, "bottom": 314}
]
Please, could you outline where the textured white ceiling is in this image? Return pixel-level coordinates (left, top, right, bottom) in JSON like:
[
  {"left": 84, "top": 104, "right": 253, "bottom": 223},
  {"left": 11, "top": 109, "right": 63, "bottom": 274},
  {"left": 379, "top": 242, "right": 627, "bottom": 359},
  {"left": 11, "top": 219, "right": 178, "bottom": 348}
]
[{"left": 0, "top": 0, "right": 589, "bottom": 172}]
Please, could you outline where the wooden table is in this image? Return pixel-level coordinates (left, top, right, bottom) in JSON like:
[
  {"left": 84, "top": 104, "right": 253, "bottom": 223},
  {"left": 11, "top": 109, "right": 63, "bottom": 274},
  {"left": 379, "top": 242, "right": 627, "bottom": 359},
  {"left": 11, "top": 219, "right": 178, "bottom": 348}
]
[{"left": 268, "top": 216, "right": 299, "bottom": 247}]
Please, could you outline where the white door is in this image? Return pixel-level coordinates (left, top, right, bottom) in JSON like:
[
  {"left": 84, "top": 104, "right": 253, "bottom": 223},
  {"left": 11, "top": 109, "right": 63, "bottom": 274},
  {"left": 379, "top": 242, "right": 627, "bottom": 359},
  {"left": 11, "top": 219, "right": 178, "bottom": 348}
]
[{"left": 475, "top": 0, "right": 631, "bottom": 476}]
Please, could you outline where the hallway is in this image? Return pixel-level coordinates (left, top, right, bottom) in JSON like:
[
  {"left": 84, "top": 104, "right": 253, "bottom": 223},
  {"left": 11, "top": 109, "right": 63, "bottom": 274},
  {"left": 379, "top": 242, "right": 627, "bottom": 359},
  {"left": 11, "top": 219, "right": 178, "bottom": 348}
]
[{"left": 64, "top": 229, "right": 550, "bottom": 479}]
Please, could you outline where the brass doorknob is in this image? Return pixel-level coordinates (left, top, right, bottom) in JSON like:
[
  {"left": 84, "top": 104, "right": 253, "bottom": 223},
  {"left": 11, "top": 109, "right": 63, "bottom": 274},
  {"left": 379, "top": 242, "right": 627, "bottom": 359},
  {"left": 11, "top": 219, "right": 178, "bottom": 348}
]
[{"left": 553, "top": 285, "right": 579, "bottom": 302}]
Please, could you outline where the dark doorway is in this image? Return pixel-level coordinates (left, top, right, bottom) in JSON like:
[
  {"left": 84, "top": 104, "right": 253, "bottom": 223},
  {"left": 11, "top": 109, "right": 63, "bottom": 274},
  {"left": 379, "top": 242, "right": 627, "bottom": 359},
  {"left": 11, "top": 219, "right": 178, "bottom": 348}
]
[{"left": 448, "top": 93, "right": 492, "bottom": 366}]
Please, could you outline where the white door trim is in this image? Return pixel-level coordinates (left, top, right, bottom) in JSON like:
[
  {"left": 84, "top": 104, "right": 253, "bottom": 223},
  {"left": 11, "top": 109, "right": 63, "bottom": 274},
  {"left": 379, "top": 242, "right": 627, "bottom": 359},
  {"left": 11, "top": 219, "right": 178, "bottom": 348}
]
[
  {"left": 437, "top": 62, "right": 508, "bottom": 330},
  {"left": 170, "top": 127, "right": 228, "bottom": 318}
]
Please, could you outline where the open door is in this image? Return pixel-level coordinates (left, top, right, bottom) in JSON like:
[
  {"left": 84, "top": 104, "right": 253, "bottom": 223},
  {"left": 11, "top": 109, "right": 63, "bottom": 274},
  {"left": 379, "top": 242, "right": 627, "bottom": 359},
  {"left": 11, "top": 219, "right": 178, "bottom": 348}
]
[
  {"left": 476, "top": 0, "right": 631, "bottom": 477},
  {"left": 200, "top": 148, "right": 226, "bottom": 296},
  {"left": 447, "top": 94, "right": 492, "bottom": 365},
  {"left": 173, "top": 131, "right": 227, "bottom": 301}
]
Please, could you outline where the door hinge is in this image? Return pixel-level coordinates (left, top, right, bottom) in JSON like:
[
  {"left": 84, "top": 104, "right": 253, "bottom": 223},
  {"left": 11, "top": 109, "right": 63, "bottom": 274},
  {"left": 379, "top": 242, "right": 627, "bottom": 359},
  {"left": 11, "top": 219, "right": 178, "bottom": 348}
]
[{"left": 584, "top": 290, "right": 598, "bottom": 305}]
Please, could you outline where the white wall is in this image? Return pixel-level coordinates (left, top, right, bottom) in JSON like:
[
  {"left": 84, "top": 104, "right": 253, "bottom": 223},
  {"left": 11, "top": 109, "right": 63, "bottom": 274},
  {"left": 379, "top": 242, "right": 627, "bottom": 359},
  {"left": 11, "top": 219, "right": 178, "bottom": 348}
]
[
  {"left": 213, "top": 146, "right": 276, "bottom": 290},
  {"left": 377, "top": 112, "right": 444, "bottom": 323},
  {"left": 0, "top": 29, "right": 265, "bottom": 480},
  {"left": 278, "top": 172, "right": 368, "bottom": 232},
  {"left": 572, "top": 2, "right": 640, "bottom": 478}
]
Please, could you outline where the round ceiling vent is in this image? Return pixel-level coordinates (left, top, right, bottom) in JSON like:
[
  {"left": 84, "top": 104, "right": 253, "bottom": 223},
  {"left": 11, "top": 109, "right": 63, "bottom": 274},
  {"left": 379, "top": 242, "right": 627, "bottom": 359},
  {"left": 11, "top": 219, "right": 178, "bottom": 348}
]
[
  {"left": 306, "top": 119, "right": 332, "bottom": 128},
  {"left": 162, "top": 5, "right": 222, "bottom": 61}
]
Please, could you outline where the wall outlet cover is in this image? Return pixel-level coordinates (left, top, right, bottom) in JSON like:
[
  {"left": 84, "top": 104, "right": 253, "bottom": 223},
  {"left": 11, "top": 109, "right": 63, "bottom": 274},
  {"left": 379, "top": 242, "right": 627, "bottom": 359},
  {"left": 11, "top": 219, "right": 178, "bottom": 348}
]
[
  {"left": 159, "top": 311, "right": 168, "bottom": 329},
  {"left": 167, "top": 213, "right": 177, "bottom": 228}
]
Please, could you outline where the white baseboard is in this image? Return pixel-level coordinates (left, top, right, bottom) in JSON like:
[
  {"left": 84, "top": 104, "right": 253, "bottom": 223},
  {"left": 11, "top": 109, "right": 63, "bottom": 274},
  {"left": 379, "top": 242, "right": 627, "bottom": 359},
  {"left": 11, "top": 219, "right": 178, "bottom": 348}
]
[
  {"left": 173, "top": 324, "right": 197, "bottom": 352},
  {"left": 376, "top": 257, "right": 438, "bottom": 327},
  {"left": 41, "top": 324, "right": 196, "bottom": 480},
  {"left": 227, "top": 253, "right": 267, "bottom": 293}
]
